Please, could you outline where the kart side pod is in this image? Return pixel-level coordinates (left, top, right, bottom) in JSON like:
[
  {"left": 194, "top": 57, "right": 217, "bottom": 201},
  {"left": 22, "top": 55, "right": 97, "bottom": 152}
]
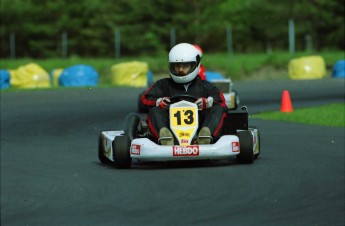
[{"left": 222, "top": 107, "right": 249, "bottom": 135}]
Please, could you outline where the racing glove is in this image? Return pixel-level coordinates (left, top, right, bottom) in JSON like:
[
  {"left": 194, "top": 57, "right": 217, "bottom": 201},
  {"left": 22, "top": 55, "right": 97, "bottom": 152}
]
[
  {"left": 156, "top": 97, "right": 170, "bottom": 109},
  {"left": 195, "top": 97, "right": 214, "bottom": 110}
]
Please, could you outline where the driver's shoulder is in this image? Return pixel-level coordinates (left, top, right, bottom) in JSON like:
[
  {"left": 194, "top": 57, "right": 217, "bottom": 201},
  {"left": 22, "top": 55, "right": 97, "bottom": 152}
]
[
  {"left": 151, "top": 78, "right": 172, "bottom": 89},
  {"left": 156, "top": 77, "right": 173, "bottom": 85},
  {"left": 195, "top": 78, "right": 213, "bottom": 88}
]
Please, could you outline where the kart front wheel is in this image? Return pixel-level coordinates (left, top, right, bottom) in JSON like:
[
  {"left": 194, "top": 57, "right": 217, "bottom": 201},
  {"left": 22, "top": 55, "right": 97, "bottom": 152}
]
[
  {"left": 112, "top": 135, "right": 132, "bottom": 169},
  {"left": 236, "top": 131, "right": 254, "bottom": 164}
]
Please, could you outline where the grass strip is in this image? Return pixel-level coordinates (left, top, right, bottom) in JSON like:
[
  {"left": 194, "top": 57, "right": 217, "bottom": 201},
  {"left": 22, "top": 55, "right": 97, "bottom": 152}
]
[{"left": 253, "top": 103, "right": 345, "bottom": 127}]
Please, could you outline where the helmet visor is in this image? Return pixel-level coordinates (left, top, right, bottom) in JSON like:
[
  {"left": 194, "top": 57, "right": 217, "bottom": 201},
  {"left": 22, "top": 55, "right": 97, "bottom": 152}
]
[{"left": 169, "top": 62, "right": 197, "bottom": 77}]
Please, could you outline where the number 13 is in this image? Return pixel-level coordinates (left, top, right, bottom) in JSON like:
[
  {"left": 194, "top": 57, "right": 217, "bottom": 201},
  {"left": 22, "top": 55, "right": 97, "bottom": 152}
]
[{"left": 173, "top": 110, "right": 194, "bottom": 125}]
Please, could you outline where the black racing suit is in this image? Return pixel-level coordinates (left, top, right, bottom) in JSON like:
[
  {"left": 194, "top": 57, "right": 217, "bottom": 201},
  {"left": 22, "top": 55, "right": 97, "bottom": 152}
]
[{"left": 141, "top": 77, "right": 227, "bottom": 141}]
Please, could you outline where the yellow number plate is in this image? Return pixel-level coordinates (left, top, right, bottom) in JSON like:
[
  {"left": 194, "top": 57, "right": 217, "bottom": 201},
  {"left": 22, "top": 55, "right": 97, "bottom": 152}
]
[{"left": 170, "top": 107, "right": 197, "bottom": 127}]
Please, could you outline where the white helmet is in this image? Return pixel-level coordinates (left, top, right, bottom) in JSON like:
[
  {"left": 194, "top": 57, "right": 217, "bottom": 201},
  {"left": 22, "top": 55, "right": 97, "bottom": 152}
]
[{"left": 169, "top": 43, "right": 201, "bottom": 84}]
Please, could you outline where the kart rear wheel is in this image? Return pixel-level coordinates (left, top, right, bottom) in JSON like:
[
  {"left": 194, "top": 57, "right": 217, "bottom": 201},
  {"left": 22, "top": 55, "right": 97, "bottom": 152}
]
[
  {"left": 98, "top": 133, "right": 112, "bottom": 164},
  {"left": 112, "top": 135, "right": 132, "bottom": 169},
  {"left": 236, "top": 131, "right": 254, "bottom": 164}
]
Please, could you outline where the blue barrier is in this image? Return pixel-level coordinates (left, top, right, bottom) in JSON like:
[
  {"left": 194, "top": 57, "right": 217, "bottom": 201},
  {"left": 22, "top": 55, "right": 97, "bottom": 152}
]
[
  {"left": 332, "top": 60, "right": 345, "bottom": 78},
  {"left": 59, "top": 64, "right": 99, "bottom": 87},
  {"left": 205, "top": 71, "right": 225, "bottom": 81},
  {"left": 0, "top": 69, "right": 10, "bottom": 89}
]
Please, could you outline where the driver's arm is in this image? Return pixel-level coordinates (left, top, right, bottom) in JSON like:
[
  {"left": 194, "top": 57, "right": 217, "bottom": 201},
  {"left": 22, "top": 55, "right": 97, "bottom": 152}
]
[
  {"left": 204, "top": 82, "right": 227, "bottom": 109},
  {"left": 141, "top": 80, "right": 166, "bottom": 108}
]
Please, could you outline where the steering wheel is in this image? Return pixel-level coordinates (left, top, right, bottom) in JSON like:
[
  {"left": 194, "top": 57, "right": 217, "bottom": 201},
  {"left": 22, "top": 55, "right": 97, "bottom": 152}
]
[{"left": 170, "top": 94, "right": 198, "bottom": 104}]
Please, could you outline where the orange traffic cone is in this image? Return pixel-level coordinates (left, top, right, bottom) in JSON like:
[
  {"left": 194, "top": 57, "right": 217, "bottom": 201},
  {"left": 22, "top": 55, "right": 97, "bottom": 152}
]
[{"left": 280, "top": 90, "right": 293, "bottom": 112}]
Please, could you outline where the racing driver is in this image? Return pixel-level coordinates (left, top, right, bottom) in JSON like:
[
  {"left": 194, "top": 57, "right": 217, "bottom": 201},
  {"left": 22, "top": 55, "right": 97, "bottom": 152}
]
[
  {"left": 141, "top": 43, "right": 227, "bottom": 145},
  {"left": 193, "top": 44, "right": 207, "bottom": 80}
]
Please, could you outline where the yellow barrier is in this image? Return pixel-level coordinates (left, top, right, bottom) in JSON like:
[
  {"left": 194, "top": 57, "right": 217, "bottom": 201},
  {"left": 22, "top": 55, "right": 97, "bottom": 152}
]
[
  {"left": 10, "top": 63, "right": 51, "bottom": 88},
  {"left": 51, "top": 68, "right": 64, "bottom": 87},
  {"left": 288, "top": 56, "right": 326, "bottom": 80},
  {"left": 111, "top": 61, "right": 148, "bottom": 87}
]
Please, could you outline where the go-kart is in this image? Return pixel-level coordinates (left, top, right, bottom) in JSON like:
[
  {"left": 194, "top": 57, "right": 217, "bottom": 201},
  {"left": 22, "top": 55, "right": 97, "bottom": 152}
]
[
  {"left": 99, "top": 95, "right": 260, "bottom": 168},
  {"left": 209, "top": 78, "right": 239, "bottom": 110}
]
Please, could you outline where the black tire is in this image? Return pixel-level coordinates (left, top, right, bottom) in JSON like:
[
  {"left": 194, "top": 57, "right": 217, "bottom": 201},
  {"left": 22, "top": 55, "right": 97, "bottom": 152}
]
[
  {"left": 236, "top": 131, "right": 254, "bottom": 164},
  {"left": 98, "top": 133, "right": 112, "bottom": 164},
  {"left": 112, "top": 135, "right": 132, "bottom": 169}
]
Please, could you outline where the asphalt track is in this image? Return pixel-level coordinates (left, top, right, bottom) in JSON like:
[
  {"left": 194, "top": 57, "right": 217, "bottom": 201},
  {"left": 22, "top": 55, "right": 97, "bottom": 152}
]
[{"left": 1, "top": 78, "right": 344, "bottom": 226}]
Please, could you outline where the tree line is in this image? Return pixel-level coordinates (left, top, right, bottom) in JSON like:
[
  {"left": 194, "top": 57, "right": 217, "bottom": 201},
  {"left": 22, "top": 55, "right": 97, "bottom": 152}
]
[{"left": 0, "top": 0, "right": 344, "bottom": 58}]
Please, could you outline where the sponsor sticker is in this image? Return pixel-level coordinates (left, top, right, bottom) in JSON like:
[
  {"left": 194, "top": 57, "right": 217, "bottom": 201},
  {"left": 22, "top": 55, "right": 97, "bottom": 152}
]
[
  {"left": 181, "top": 139, "right": 189, "bottom": 144},
  {"left": 232, "top": 142, "right": 239, "bottom": 152},
  {"left": 131, "top": 144, "right": 140, "bottom": 155},
  {"left": 178, "top": 132, "right": 191, "bottom": 137},
  {"left": 173, "top": 145, "right": 199, "bottom": 156}
]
